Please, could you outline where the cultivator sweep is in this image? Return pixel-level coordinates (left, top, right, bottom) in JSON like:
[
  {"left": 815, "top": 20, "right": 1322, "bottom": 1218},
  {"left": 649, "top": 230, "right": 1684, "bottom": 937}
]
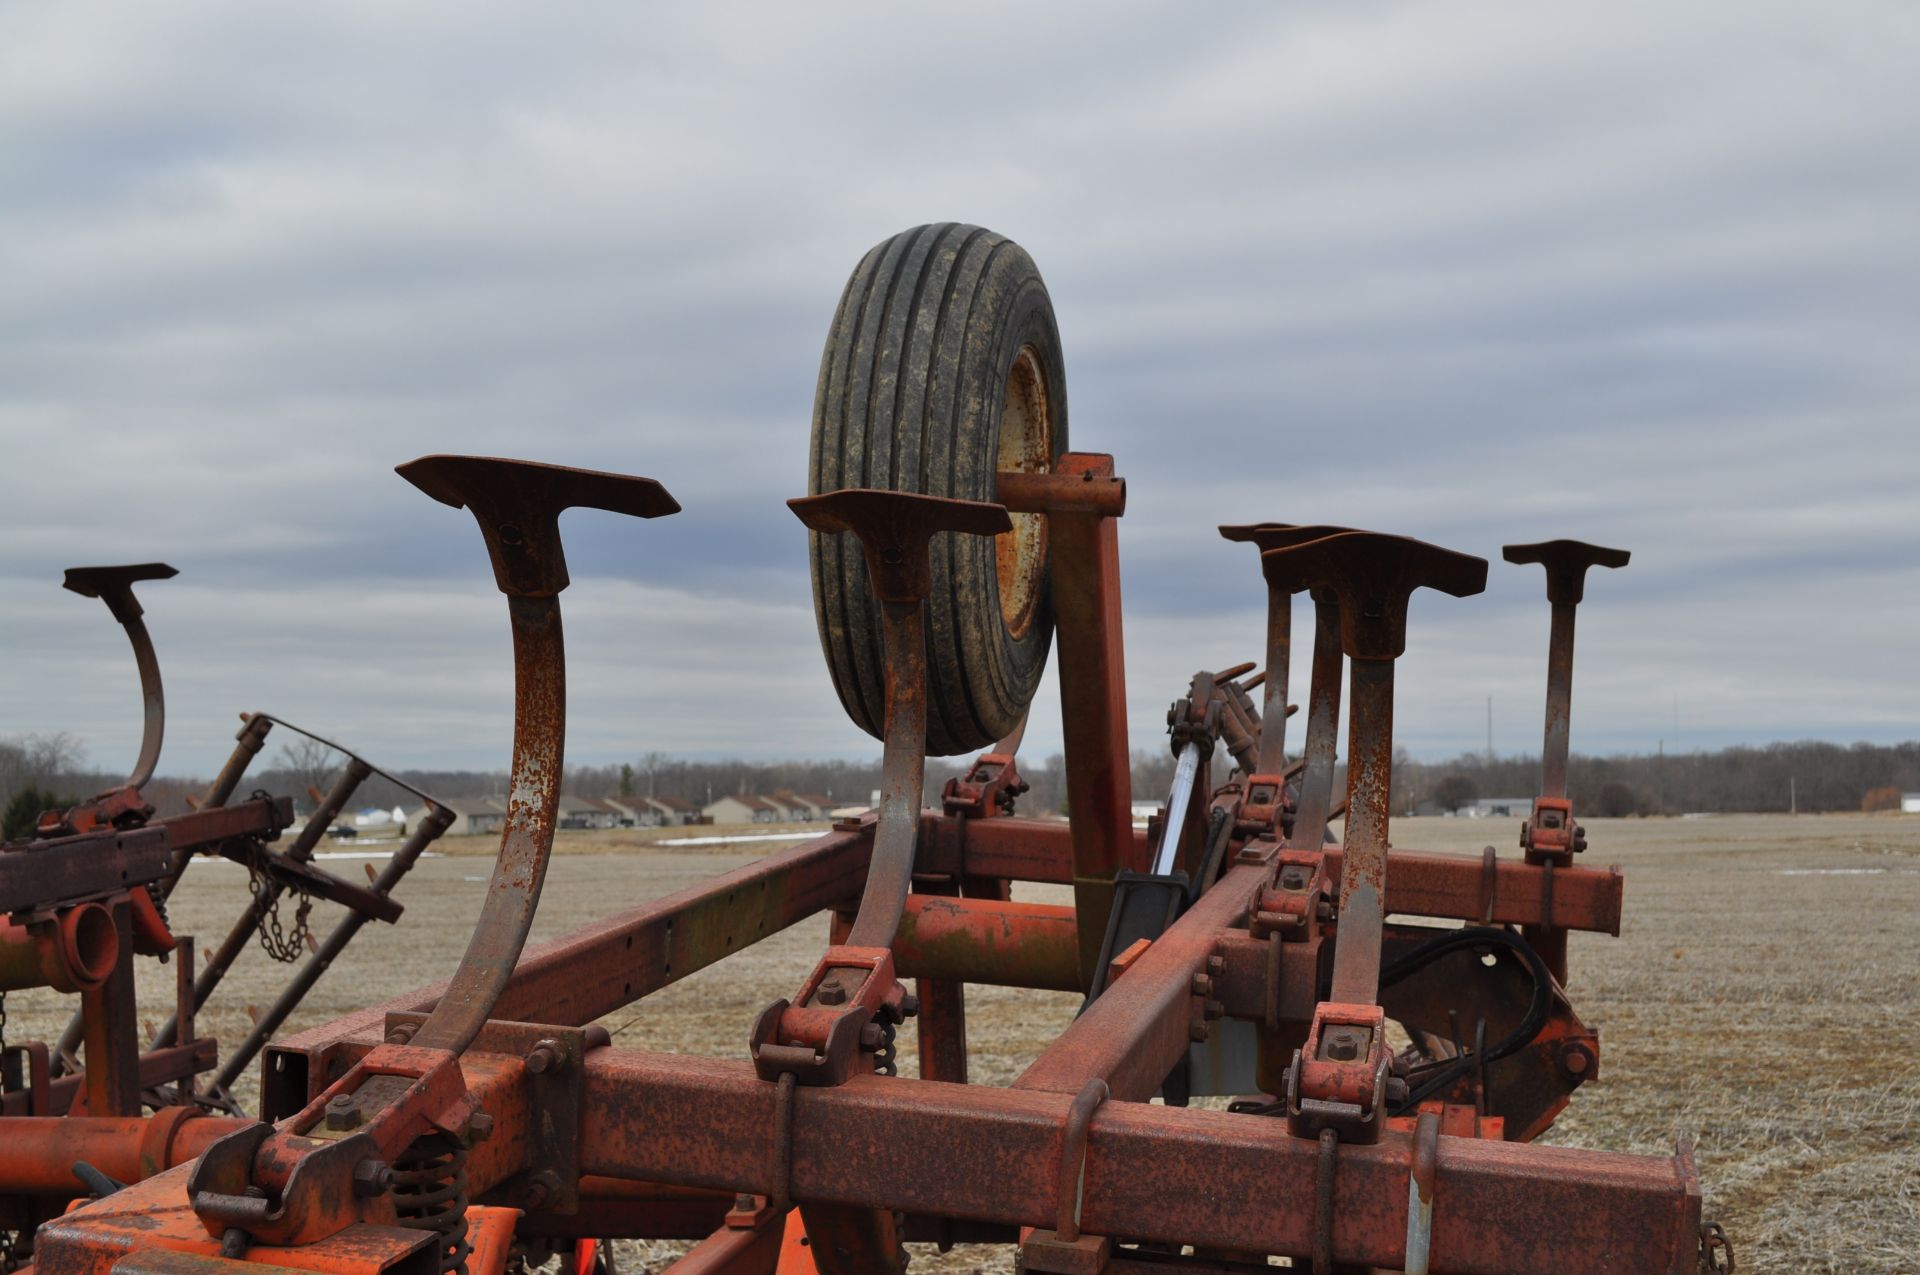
[{"left": 5, "top": 223, "right": 1728, "bottom": 1275}]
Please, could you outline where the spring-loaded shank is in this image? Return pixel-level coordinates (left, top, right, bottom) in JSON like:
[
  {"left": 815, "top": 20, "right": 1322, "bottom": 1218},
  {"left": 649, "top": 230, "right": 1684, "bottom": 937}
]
[
  {"left": 787, "top": 488, "right": 1012, "bottom": 952},
  {"left": 60, "top": 564, "right": 178, "bottom": 794},
  {"left": 396, "top": 455, "right": 679, "bottom": 1054}
]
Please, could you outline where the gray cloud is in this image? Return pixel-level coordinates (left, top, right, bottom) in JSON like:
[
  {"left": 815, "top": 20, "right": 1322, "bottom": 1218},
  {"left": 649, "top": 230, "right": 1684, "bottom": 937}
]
[{"left": 3, "top": 2, "right": 1915, "bottom": 773}]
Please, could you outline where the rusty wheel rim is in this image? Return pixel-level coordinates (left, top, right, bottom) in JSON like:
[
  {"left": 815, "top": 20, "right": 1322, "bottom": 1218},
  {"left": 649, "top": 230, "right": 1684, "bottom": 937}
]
[{"left": 995, "top": 344, "right": 1053, "bottom": 641}]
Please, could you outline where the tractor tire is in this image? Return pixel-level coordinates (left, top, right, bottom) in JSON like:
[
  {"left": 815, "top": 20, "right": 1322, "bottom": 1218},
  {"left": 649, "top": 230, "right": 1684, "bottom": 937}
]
[{"left": 809, "top": 222, "right": 1067, "bottom": 757}]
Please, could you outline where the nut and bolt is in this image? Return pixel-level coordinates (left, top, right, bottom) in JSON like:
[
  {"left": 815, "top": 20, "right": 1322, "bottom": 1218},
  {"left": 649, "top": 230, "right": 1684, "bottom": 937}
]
[
  {"left": 1188, "top": 1020, "right": 1210, "bottom": 1043},
  {"left": 525, "top": 1039, "right": 565, "bottom": 1075},
  {"left": 466, "top": 1112, "right": 495, "bottom": 1144},
  {"left": 324, "top": 1093, "right": 362, "bottom": 1131},
  {"left": 1322, "top": 1028, "right": 1364, "bottom": 1062},
  {"left": 351, "top": 1159, "right": 392, "bottom": 1198},
  {"left": 1206, "top": 955, "right": 1225, "bottom": 976},
  {"left": 1280, "top": 867, "right": 1309, "bottom": 890},
  {"left": 1190, "top": 973, "right": 1214, "bottom": 997},
  {"left": 517, "top": 1169, "right": 562, "bottom": 1211},
  {"left": 1558, "top": 1041, "right": 1595, "bottom": 1078},
  {"left": 859, "top": 1022, "right": 887, "bottom": 1050},
  {"left": 814, "top": 982, "right": 848, "bottom": 1007},
  {"left": 385, "top": 1023, "right": 417, "bottom": 1045}
]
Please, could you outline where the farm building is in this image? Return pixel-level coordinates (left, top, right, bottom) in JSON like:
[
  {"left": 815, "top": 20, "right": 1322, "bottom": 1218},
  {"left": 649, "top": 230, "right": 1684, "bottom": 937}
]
[{"left": 1904, "top": 793, "right": 1920, "bottom": 814}]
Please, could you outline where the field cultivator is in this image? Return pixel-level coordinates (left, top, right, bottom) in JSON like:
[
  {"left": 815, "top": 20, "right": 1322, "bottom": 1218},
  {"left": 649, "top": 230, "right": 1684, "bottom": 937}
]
[
  {"left": 2, "top": 563, "right": 455, "bottom": 1258},
  {"left": 5, "top": 223, "right": 1729, "bottom": 1275}
]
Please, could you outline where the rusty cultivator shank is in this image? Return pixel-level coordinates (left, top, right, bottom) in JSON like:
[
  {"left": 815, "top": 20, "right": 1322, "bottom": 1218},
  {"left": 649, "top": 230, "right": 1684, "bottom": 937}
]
[
  {"left": 2, "top": 564, "right": 456, "bottom": 1259},
  {"left": 5, "top": 223, "right": 1726, "bottom": 1275}
]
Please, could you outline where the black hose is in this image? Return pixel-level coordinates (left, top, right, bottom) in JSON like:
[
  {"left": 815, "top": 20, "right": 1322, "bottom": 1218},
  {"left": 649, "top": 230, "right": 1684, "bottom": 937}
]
[{"left": 1382, "top": 926, "right": 1554, "bottom": 1115}]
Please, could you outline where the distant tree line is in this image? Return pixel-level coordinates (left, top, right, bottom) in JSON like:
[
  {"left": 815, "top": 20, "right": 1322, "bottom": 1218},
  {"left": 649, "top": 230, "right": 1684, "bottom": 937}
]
[
  {"left": 1394, "top": 740, "right": 1920, "bottom": 816},
  {"left": 6, "top": 733, "right": 1917, "bottom": 831}
]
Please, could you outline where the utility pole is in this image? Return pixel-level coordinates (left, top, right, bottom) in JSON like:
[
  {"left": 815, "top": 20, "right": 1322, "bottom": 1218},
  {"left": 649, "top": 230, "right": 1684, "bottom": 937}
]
[
  {"left": 1486, "top": 695, "right": 1494, "bottom": 765},
  {"left": 1789, "top": 775, "right": 1796, "bottom": 815}
]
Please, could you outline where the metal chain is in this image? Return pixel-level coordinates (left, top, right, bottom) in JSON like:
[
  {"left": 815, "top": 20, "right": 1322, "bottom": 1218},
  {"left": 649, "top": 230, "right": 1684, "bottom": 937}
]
[{"left": 247, "top": 842, "right": 311, "bottom": 963}]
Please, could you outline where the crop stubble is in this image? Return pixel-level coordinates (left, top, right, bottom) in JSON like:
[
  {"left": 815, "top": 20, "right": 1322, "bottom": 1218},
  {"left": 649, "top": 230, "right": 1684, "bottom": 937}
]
[{"left": 5, "top": 815, "right": 1914, "bottom": 1273}]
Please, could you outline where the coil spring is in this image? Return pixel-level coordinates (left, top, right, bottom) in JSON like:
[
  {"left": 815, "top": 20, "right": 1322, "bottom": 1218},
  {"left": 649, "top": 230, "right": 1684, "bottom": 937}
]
[
  {"left": 146, "top": 882, "right": 170, "bottom": 929},
  {"left": 393, "top": 1133, "right": 471, "bottom": 1275}
]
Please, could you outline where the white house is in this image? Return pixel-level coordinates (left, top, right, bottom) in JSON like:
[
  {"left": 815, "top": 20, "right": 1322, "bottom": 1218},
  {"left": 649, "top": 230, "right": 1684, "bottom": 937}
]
[{"left": 1903, "top": 793, "right": 1920, "bottom": 815}]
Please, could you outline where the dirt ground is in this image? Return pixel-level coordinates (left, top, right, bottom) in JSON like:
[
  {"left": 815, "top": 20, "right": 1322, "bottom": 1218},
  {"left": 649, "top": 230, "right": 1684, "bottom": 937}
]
[{"left": 6, "top": 813, "right": 1916, "bottom": 1273}]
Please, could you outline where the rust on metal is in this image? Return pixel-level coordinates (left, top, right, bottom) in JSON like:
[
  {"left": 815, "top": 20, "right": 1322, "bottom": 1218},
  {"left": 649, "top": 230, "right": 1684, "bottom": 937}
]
[
  {"left": 892, "top": 895, "right": 1080, "bottom": 992},
  {"left": 1503, "top": 540, "right": 1629, "bottom": 800},
  {"left": 1045, "top": 454, "right": 1139, "bottom": 987},
  {"left": 396, "top": 454, "right": 679, "bottom": 1056},
  {"left": 1259, "top": 531, "right": 1486, "bottom": 1006},
  {"left": 61, "top": 562, "right": 178, "bottom": 793}
]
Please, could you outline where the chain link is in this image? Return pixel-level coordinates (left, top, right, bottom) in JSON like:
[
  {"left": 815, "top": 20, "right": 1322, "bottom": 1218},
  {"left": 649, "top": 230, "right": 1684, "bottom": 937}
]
[{"left": 247, "top": 841, "right": 313, "bottom": 964}]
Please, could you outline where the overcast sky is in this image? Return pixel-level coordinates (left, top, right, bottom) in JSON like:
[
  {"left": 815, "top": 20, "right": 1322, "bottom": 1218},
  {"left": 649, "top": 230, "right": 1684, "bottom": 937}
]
[{"left": 3, "top": 3, "right": 1916, "bottom": 779}]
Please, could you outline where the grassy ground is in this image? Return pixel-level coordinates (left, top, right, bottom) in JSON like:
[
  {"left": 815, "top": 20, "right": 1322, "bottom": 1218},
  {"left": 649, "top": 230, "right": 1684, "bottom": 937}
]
[{"left": 5, "top": 813, "right": 1915, "bottom": 1273}]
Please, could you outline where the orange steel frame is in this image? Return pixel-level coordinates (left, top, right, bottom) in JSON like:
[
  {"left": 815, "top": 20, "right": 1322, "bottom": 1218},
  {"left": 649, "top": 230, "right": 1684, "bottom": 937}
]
[{"left": 5, "top": 453, "right": 1708, "bottom": 1275}]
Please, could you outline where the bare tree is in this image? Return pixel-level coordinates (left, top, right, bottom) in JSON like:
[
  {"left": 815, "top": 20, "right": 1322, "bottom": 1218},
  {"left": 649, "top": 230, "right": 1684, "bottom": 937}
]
[
  {"left": 0, "top": 731, "right": 87, "bottom": 807},
  {"left": 276, "top": 739, "right": 340, "bottom": 806}
]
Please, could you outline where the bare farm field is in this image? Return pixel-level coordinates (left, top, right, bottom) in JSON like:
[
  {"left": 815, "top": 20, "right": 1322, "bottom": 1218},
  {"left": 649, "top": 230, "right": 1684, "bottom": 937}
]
[{"left": 7, "top": 814, "right": 1917, "bottom": 1273}]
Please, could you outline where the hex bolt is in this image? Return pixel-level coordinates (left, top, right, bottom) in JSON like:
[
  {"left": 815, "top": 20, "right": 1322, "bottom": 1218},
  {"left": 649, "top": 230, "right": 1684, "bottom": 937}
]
[
  {"left": 351, "top": 1159, "right": 393, "bottom": 1198},
  {"left": 1206, "top": 954, "right": 1225, "bottom": 976},
  {"left": 466, "top": 1112, "right": 495, "bottom": 1144},
  {"left": 1190, "top": 973, "right": 1214, "bottom": 998},
  {"left": 517, "top": 1169, "right": 562, "bottom": 1211},
  {"left": 385, "top": 1022, "right": 417, "bottom": 1045},
  {"left": 1188, "top": 1020, "right": 1210, "bottom": 1043},
  {"left": 859, "top": 1022, "right": 887, "bottom": 1051},
  {"left": 1558, "top": 1041, "right": 1595, "bottom": 1079},
  {"left": 899, "top": 992, "right": 920, "bottom": 1018},
  {"left": 1204, "top": 998, "right": 1226, "bottom": 1021},
  {"left": 1323, "top": 1028, "right": 1363, "bottom": 1062},
  {"left": 324, "top": 1093, "right": 362, "bottom": 1131},
  {"left": 1280, "top": 866, "right": 1309, "bottom": 891},
  {"left": 525, "top": 1040, "right": 565, "bottom": 1075},
  {"left": 815, "top": 982, "right": 848, "bottom": 1007}
]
